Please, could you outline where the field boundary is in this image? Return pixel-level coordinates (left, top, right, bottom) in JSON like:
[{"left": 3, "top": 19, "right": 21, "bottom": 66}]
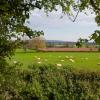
[{"left": 38, "top": 48, "right": 98, "bottom": 52}]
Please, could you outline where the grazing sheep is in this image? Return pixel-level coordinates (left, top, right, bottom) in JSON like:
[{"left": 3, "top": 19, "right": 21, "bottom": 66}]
[
  {"left": 69, "top": 59, "right": 75, "bottom": 63},
  {"left": 56, "top": 64, "right": 62, "bottom": 67}
]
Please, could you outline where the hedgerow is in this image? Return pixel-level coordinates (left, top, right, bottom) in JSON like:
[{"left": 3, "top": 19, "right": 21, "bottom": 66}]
[{"left": 0, "top": 63, "right": 100, "bottom": 100}]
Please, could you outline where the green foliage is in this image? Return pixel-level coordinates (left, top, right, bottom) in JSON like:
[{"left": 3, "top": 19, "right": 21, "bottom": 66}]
[
  {"left": 0, "top": 0, "right": 44, "bottom": 60},
  {"left": 95, "top": 14, "right": 100, "bottom": 26},
  {"left": 0, "top": 64, "right": 100, "bottom": 100},
  {"left": 76, "top": 41, "right": 82, "bottom": 48},
  {"left": 90, "top": 30, "right": 100, "bottom": 44},
  {"left": 76, "top": 38, "right": 88, "bottom": 48}
]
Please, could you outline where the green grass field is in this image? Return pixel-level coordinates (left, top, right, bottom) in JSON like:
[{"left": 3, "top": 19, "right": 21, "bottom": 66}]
[{"left": 11, "top": 49, "right": 100, "bottom": 72}]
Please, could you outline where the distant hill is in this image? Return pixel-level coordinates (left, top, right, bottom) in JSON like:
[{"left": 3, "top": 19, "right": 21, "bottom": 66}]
[
  {"left": 46, "top": 40, "right": 95, "bottom": 44},
  {"left": 45, "top": 40, "right": 96, "bottom": 48},
  {"left": 46, "top": 40, "right": 66, "bottom": 43},
  {"left": 46, "top": 40, "right": 76, "bottom": 43}
]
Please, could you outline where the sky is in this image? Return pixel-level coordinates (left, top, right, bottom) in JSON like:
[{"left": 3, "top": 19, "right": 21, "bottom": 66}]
[{"left": 26, "top": 9, "right": 100, "bottom": 42}]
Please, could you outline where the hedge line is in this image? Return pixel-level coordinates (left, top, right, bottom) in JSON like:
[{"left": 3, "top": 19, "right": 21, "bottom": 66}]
[{"left": 0, "top": 64, "right": 100, "bottom": 100}]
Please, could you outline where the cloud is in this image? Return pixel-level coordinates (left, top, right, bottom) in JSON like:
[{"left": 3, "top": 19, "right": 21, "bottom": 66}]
[
  {"left": 25, "top": 9, "right": 99, "bottom": 41},
  {"left": 28, "top": 9, "right": 97, "bottom": 28}
]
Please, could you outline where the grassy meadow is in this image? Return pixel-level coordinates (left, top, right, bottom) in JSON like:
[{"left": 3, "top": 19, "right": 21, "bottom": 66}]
[{"left": 10, "top": 49, "right": 100, "bottom": 72}]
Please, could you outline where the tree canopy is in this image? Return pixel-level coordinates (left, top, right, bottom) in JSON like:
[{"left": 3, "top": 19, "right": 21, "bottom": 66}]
[{"left": 76, "top": 38, "right": 89, "bottom": 48}]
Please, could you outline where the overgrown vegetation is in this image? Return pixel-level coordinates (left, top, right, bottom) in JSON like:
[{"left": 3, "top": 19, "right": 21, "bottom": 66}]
[{"left": 0, "top": 64, "right": 100, "bottom": 100}]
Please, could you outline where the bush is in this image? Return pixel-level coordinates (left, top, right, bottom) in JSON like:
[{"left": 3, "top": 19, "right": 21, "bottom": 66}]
[{"left": 0, "top": 64, "right": 100, "bottom": 100}]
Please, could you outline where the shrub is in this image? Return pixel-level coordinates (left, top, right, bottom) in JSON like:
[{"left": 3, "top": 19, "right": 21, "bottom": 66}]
[{"left": 0, "top": 64, "right": 100, "bottom": 100}]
